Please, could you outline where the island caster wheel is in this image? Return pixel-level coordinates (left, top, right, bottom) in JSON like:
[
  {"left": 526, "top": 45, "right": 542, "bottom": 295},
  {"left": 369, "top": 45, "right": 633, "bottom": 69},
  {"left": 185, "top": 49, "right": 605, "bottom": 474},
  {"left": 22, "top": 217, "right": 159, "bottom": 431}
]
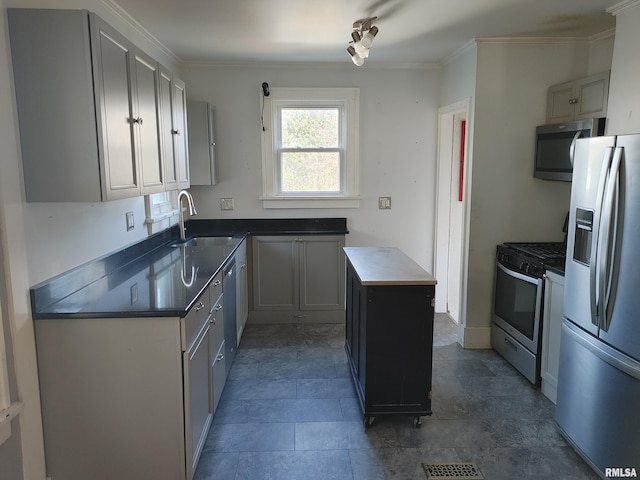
[
  {"left": 363, "top": 416, "right": 375, "bottom": 428},
  {"left": 413, "top": 416, "right": 422, "bottom": 428}
]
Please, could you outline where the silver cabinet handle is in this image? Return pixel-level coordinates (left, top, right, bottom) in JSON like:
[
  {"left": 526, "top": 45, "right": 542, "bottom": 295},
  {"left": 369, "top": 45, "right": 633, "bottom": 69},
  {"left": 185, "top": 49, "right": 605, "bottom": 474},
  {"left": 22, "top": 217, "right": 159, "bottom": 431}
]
[
  {"left": 171, "top": 129, "right": 180, "bottom": 135},
  {"left": 213, "top": 304, "right": 222, "bottom": 311},
  {"left": 194, "top": 301, "right": 205, "bottom": 312},
  {"left": 213, "top": 280, "right": 221, "bottom": 286},
  {"left": 216, "top": 353, "right": 224, "bottom": 361}
]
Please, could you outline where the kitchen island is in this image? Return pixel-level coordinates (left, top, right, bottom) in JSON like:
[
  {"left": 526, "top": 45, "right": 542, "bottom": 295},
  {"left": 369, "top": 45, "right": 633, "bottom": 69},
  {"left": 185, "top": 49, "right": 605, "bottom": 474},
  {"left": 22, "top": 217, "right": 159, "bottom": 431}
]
[{"left": 343, "top": 247, "right": 437, "bottom": 427}]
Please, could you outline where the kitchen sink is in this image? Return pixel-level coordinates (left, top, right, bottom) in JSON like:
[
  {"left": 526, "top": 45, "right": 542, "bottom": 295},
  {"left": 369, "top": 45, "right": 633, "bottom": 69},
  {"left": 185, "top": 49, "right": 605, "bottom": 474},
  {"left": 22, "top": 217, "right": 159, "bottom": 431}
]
[{"left": 170, "top": 236, "right": 235, "bottom": 248}]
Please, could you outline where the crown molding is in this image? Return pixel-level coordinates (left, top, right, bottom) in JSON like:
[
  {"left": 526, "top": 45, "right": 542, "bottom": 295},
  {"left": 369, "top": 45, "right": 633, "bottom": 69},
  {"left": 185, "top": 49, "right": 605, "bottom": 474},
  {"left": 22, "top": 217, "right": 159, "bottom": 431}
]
[
  {"left": 607, "top": 0, "right": 640, "bottom": 16},
  {"left": 180, "top": 60, "right": 442, "bottom": 70},
  {"left": 101, "top": 0, "right": 180, "bottom": 64}
]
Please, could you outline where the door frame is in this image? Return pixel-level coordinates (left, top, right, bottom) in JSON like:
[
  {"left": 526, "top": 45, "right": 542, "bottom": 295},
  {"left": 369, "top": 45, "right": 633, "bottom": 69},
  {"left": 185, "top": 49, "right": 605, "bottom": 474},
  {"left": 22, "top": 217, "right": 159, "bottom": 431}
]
[{"left": 434, "top": 98, "right": 472, "bottom": 335}]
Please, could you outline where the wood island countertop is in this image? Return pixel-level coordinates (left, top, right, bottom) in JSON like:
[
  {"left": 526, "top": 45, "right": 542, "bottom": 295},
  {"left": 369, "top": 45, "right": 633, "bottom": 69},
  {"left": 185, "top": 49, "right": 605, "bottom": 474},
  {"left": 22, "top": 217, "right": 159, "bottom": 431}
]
[{"left": 343, "top": 247, "right": 437, "bottom": 286}]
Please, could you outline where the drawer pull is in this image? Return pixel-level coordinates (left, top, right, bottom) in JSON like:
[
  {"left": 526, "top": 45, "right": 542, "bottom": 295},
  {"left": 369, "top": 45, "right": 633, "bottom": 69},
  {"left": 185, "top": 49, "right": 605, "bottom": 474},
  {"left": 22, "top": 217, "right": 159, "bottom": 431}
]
[
  {"left": 216, "top": 353, "right": 224, "bottom": 361},
  {"left": 213, "top": 304, "right": 222, "bottom": 311},
  {"left": 213, "top": 280, "right": 221, "bottom": 286},
  {"left": 194, "top": 301, "right": 205, "bottom": 312}
]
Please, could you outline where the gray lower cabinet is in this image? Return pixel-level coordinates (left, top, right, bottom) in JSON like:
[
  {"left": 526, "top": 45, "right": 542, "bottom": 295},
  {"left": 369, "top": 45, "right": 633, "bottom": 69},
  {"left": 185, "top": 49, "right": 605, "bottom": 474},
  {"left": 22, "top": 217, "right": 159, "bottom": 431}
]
[
  {"left": 250, "top": 235, "right": 345, "bottom": 323},
  {"left": 34, "top": 273, "right": 225, "bottom": 480},
  {"left": 8, "top": 8, "right": 188, "bottom": 201}
]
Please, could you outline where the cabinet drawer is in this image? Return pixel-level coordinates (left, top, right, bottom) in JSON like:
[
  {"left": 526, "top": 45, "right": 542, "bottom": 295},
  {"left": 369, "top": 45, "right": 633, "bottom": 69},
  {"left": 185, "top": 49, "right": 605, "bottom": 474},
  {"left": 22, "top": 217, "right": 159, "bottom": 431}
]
[
  {"left": 209, "top": 292, "right": 224, "bottom": 357},
  {"left": 183, "top": 293, "right": 210, "bottom": 351},
  {"left": 209, "top": 271, "right": 223, "bottom": 308},
  {"left": 212, "top": 340, "right": 226, "bottom": 413}
]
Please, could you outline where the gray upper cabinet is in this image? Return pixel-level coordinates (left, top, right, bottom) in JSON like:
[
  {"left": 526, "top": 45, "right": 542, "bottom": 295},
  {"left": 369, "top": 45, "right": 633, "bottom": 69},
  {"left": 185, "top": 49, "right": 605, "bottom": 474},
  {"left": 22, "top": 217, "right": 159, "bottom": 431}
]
[
  {"left": 8, "top": 9, "right": 183, "bottom": 201},
  {"left": 188, "top": 101, "right": 217, "bottom": 186},
  {"left": 546, "top": 71, "right": 610, "bottom": 124},
  {"left": 159, "top": 66, "right": 190, "bottom": 191}
]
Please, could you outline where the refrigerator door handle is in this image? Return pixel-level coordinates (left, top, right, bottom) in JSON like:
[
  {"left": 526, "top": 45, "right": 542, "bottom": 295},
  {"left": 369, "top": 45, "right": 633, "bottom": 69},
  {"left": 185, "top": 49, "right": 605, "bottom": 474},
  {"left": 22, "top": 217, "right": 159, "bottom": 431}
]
[
  {"left": 598, "top": 147, "right": 623, "bottom": 332},
  {"left": 569, "top": 130, "right": 582, "bottom": 167},
  {"left": 590, "top": 147, "right": 614, "bottom": 328}
]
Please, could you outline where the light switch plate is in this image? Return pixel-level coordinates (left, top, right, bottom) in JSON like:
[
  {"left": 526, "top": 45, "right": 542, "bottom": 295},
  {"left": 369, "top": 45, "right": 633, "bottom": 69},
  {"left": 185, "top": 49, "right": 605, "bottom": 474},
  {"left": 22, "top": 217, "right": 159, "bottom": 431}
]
[
  {"left": 220, "top": 198, "right": 234, "bottom": 210},
  {"left": 126, "top": 211, "right": 134, "bottom": 231},
  {"left": 378, "top": 197, "right": 391, "bottom": 209}
]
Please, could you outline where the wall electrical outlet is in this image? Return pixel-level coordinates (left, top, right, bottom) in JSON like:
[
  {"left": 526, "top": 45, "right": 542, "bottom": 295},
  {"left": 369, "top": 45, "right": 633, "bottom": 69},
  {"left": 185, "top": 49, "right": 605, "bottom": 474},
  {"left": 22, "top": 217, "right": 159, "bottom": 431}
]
[
  {"left": 220, "top": 198, "right": 234, "bottom": 210},
  {"left": 126, "top": 211, "right": 135, "bottom": 231},
  {"left": 378, "top": 197, "right": 392, "bottom": 209}
]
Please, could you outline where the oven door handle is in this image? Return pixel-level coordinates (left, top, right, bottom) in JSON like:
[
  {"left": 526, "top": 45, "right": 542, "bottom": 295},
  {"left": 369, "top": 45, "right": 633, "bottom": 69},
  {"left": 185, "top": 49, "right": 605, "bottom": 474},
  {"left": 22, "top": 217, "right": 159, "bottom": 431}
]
[{"left": 496, "top": 261, "right": 541, "bottom": 286}]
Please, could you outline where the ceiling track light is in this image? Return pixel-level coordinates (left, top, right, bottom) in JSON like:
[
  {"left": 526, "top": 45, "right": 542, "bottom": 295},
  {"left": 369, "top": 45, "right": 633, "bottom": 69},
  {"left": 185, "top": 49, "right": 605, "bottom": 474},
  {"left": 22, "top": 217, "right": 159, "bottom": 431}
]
[{"left": 347, "top": 16, "right": 378, "bottom": 66}]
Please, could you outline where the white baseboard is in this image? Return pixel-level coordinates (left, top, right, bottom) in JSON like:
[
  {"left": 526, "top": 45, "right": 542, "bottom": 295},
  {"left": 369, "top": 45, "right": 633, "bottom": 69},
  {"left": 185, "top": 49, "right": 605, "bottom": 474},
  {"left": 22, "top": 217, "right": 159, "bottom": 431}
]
[{"left": 458, "top": 324, "right": 491, "bottom": 348}]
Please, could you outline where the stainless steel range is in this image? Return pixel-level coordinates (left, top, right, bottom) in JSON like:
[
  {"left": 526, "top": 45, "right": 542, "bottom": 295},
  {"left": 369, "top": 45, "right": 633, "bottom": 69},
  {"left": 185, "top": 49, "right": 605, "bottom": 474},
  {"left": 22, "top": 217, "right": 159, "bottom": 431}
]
[{"left": 491, "top": 242, "right": 566, "bottom": 385}]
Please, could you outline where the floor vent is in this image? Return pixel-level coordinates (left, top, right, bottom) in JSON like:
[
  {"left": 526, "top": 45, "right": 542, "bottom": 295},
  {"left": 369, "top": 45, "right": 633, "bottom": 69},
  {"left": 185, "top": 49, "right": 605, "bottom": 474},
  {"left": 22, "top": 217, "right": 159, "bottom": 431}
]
[{"left": 422, "top": 463, "right": 484, "bottom": 479}]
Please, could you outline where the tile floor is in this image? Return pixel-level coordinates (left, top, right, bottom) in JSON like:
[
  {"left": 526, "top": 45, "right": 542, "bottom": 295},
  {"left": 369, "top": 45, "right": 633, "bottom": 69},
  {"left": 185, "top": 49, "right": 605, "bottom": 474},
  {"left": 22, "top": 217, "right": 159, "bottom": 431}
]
[{"left": 193, "top": 314, "right": 599, "bottom": 480}]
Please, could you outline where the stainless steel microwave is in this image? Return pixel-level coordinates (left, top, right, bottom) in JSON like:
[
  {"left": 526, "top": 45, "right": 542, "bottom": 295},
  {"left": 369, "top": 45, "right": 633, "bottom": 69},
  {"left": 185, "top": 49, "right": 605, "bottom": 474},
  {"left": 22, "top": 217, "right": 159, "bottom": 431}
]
[{"left": 534, "top": 118, "right": 606, "bottom": 181}]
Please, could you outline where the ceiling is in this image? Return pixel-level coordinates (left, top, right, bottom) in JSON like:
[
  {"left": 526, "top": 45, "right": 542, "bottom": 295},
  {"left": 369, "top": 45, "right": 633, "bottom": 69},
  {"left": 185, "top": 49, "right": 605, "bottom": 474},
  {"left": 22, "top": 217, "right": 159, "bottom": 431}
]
[{"left": 110, "top": 0, "right": 618, "bottom": 66}]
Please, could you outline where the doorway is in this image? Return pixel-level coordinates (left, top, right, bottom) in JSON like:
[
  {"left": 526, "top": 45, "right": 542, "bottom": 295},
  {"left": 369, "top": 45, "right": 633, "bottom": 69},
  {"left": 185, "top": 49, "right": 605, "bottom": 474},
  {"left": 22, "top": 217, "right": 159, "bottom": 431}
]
[{"left": 434, "top": 99, "right": 470, "bottom": 327}]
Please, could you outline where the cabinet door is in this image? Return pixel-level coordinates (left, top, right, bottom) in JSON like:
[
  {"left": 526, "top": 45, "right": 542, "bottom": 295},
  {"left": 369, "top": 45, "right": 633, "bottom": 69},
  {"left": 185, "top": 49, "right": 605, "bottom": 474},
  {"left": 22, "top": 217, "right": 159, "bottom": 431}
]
[
  {"left": 574, "top": 71, "right": 610, "bottom": 120},
  {"left": 132, "top": 50, "right": 164, "bottom": 195},
  {"left": 91, "top": 16, "right": 140, "bottom": 200},
  {"left": 188, "top": 101, "right": 217, "bottom": 186},
  {"left": 252, "top": 236, "right": 299, "bottom": 310},
  {"left": 172, "top": 78, "right": 190, "bottom": 189},
  {"left": 300, "top": 236, "right": 345, "bottom": 310},
  {"left": 184, "top": 323, "right": 212, "bottom": 480},
  {"left": 159, "top": 66, "right": 179, "bottom": 190},
  {"left": 546, "top": 81, "right": 576, "bottom": 124}
]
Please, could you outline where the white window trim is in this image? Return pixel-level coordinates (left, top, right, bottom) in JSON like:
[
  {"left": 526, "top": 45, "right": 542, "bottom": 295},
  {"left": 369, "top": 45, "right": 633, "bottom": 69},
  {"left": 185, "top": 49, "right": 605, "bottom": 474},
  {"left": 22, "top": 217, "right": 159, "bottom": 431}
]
[
  {"left": 144, "top": 191, "right": 179, "bottom": 235},
  {"left": 260, "top": 87, "right": 361, "bottom": 209}
]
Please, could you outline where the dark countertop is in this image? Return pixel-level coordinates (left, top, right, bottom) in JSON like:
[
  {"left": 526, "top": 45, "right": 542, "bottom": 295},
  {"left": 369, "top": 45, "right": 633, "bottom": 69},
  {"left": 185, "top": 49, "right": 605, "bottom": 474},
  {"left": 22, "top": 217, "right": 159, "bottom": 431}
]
[{"left": 31, "top": 218, "right": 348, "bottom": 319}]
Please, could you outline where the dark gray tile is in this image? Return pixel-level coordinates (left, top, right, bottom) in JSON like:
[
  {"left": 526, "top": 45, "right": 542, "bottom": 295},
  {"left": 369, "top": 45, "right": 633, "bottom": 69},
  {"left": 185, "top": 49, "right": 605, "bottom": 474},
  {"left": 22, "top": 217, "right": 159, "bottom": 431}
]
[
  {"left": 339, "top": 396, "right": 363, "bottom": 421},
  {"left": 204, "top": 423, "right": 295, "bottom": 452},
  {"left": 432, "top": 358, "right": 497, "bottom": 377},
  {"left": 193, "top": 452, "right": 238, "bottom": 480},
  {"left": 194, "top": 316, "right": 598, "bottom": 480},
  {"left": 258, "top": 359, "right": 338, "bottom": 380},
  {"left": 454, "top": 447, "right": 601, "bottom": 480},
  {"left": 236, "top": 450, "right": 353, "bottom": 480},
  {"left": 212, "top": 398, "right": 251, "bottom": 424},
  {"left": 248, "top": 398, "right": 344, "bottom": 423},
  {"left": 350, "top": 447, "right": 461, "bottom": 480},
  {"left": 295, "top": 421, "right": 401, "bottom": 450},
  {"left": 296, "top": 378, "right": 356, "bottom": 399},
  {"left": 223, "top": 378, "right": 297, "bottom": 400},
  {"left": 233, "top": 346, "right": 298, "bottom": 365}
]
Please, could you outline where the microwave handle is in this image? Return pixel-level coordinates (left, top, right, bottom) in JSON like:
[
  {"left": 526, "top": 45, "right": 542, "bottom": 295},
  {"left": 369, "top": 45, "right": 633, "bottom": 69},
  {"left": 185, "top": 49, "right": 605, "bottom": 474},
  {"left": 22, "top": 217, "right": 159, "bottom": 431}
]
[{"left": 569, "top": 130, "right": 583, "bottom": 167}]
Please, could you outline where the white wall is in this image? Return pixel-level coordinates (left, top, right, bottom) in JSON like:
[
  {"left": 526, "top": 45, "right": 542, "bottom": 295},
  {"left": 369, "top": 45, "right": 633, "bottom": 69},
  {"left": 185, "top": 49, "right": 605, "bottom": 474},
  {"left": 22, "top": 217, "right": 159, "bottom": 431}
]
[
  {"left": 464, "top": 40, "right": 603, "bottom": 347},
  {"left": 182, "top": 64, "right": 442, "bottom": 272},
  {"left": 606, "top": 1, "right": 640, "bottom": 135}
]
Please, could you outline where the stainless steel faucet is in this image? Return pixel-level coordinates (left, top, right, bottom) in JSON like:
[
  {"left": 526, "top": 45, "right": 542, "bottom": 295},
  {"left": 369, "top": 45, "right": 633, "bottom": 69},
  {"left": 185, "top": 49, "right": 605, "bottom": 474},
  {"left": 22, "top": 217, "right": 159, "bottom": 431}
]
[{"left": 178, "top": 189, "right": 197, "bottom": 241}]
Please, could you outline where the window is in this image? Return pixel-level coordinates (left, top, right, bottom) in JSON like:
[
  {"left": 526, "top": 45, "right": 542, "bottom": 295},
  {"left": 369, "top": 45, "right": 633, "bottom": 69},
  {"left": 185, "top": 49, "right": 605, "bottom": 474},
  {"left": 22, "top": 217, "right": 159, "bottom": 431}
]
[
  {"left": 144, "top": 191, "right": 179, "bottom": 235},
  {"left": 261, "top": 88, "right": 360, "bottom": 208}
]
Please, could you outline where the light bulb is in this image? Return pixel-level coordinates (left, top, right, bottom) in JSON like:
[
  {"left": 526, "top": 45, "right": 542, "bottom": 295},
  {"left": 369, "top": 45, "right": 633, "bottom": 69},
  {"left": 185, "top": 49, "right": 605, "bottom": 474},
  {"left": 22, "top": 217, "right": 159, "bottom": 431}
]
[
  {"left": 347, "top": 46, "right": 364, "bottom": 66},
  {"left": 361, "top": 26, "right": 378, "bottom": 49}
]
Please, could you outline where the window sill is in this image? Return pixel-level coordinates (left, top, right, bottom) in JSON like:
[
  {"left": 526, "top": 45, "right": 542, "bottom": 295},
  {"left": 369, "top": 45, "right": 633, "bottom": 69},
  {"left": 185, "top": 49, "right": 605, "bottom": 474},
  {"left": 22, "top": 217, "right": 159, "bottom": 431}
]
[
  {"left": 0, "top": 402, "right": 24, "bottom": 446},
  {"left": 260, "top": 196, "right": 361, "bottom": 209}
]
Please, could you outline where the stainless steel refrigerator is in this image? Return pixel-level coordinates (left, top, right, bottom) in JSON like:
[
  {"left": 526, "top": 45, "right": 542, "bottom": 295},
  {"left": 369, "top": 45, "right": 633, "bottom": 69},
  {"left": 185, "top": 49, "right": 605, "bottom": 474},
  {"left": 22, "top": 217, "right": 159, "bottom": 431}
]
[{"left": 557, "top": 134, "right": 640, "bottom": 478}]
